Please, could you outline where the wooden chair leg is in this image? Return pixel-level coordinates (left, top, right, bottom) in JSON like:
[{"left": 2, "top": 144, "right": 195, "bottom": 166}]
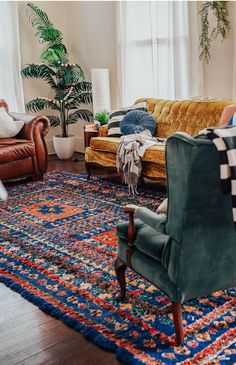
[
  {"left": 114, "top": 257, "right": 127, "bottom": 300},
  {"left": 28, "top": 174, "right": 44, "bottom": 182},
  {"left": 85, "top": 162, "right": 91, "bottom": 179},
  {"left": 172, "top": 302, "right": 184, "bottom": 345}
]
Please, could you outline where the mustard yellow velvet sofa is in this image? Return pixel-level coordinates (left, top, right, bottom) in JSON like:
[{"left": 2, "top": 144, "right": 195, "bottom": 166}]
[{"left": 84, "top": 98, "right": 232, "bottom": 183}]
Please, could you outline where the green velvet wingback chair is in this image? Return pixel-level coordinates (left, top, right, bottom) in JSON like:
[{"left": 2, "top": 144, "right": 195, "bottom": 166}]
[{"left": 115, "top": 132, "right": 236, "bottom": 345}]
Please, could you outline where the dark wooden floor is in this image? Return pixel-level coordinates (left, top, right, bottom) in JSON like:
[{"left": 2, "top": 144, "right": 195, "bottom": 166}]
[{"left": 0, "top": 153, "right": 121, "bottom": 365}]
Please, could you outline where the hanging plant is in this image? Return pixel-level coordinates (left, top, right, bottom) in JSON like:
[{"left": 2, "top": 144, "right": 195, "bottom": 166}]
[{"left": 199, "top": 1, "right": 230, "bottom": 63}]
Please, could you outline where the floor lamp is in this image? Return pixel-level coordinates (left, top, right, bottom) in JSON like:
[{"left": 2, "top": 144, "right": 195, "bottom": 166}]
[{"left": 91, "top": 68, "right": 111, "bottom": 115}]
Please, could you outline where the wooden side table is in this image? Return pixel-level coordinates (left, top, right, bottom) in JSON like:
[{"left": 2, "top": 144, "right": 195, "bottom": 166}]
[
  {"left": 84, "top": 127, "right": 99, "bottom": 178},
  {"left": 84, "top": 128, "right": 99, "bottom": 149}
]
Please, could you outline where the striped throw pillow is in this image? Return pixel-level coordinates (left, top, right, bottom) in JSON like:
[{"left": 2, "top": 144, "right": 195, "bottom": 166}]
[{"left": 107, "top": 102, "right": 147, "bottom": 137}]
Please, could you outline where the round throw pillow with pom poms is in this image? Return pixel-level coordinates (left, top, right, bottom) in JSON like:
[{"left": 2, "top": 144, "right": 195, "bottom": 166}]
[{"left": 120, "top": 110, "right": 156, "bottom": 136}]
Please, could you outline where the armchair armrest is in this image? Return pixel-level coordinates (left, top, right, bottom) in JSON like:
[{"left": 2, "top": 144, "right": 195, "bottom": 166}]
[
  {"left": 98, "top": 124, "right": 108, "bottom": 136},
  {"left": 125, "top": 204, "right": 166, "bottom": 232},
  {"left": 10, "top": 112, "right": 49, "bottom": 141},
  {"left": 123, "top": 205, "right": 167, "bottom": 267},
  {"left": 10, "top": 112, "right": 49, "bottom": 175},
  {"left": 134, "top": 207, "right": 167, "bottom": 233}
]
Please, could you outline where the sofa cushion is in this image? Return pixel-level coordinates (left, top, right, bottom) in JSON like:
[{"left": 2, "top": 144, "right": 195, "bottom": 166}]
[
  {"left": 85, "top": 147, "right": 117, "bottom": 167},
  {"left": 0, "top": 138, "right": 29, "bottom": 145},
  {"left": 141, "top": 144, "right": 165, "bottom": 163},
  {"left": 0, "top": 139, "right": 35, "bottom": 163},
  {"left": 90, "top": 136, "right": 120, "bottom": 153},
  {"left": 85, "top": 146, "right": 166, "bottom": 181},
  {"left": 90, "top": 136, "right": 165, "bottom": 164}
]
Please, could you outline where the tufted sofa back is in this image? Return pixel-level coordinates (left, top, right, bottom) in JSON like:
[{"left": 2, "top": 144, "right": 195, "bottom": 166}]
[{"left": 135, "top": 98, "right": 232, "bottom": 138}]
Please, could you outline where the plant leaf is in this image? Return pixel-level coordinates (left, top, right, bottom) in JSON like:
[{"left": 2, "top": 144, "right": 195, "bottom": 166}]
[
  {"left": 71, "top": 64, "right": 85, "bottom": 82},
  {"left": 26, "top": 2, "right": 63, "bottom": 45},
  {"left": 26, "top": 98, "right": 60, "bottom": 113},
  {"left": 40, "top": 28, "right": 62, "bottom": 43},
  {"left": 67, "top": 109, "right": 93, "bottom": 124},
  {"left": 65, "top": 92, "right": 92, "bottom": 110},
  {"left": 21, "top": 64, "right": 57, "bottom": 88},
  {"left": 47, "top": 115, "right": 61, "bottom": 127},
  {"left": 76, "top": 92, "right": 93, "bottom": 105},
  {"left": 75, "top": 81, "right": 92, "bottom": 93},
  {"left": 40, "top": 48, "right": 61, "bottom": 67}
]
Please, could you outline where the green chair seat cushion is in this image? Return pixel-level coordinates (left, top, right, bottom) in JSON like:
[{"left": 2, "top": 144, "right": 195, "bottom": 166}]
[{"left": 117, "top": 219, "right": 169, "bottom": 262}]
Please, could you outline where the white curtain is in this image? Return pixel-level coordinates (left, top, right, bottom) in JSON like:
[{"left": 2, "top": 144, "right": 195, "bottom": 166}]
[
  {"left": 0, "top": 2, "right": 24, "bottom": 112},
  {"left": 116, "top": 1, "right": 202, "bottom": 106}
]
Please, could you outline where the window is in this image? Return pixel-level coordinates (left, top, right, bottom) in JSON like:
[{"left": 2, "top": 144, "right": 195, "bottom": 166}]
[
  {"left": 0, "top": 2, "right": 24, "bottom": 111},
  {"left": 117, "top": 1, "right": 200, "bottom": 105}
]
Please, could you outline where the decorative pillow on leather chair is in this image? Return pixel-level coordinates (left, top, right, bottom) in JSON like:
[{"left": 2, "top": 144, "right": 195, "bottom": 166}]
[
  {"left": 107, "top": 102, "right": 147, "bottom": 137},
  {"left": 0, "top": 107, "right": 24, "bottom": 138},
  {"left": 120, "top": 110, "right": 156, "bottom": 136}
]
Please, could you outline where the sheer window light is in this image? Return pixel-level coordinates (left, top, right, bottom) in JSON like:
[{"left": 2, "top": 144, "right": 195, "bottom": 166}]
[
  {"left": 116, "top": 1, "right": 202, "bottom": 105},
  {"left": 0, "top": 2, "right": 24, "bottom": 111}
]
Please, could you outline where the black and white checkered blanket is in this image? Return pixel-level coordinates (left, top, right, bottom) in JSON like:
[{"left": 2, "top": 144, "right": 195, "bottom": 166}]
[{"left": 201, "top": 126, "right": 236, "bottom": 227}]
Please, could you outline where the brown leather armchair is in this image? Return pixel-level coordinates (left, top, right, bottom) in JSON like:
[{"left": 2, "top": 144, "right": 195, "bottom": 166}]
[{"left": 0, "top": 99, "right": 50, "bottom": 182}]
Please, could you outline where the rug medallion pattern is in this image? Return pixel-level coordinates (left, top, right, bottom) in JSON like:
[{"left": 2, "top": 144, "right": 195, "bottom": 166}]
[{"left": 0, "top": 172, "right": 235, "bottom": 364}]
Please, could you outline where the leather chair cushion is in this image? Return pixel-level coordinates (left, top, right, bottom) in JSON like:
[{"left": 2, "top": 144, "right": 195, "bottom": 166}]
[
  {"left": 117, "top": 219, "right": 169, "bottom": 262},
  {"left": 0, "top": 138, "right": 34, "bottom": 163}
]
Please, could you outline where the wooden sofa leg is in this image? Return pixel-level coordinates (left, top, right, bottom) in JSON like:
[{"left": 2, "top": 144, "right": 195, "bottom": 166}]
[
  {"left": 85, "top": 162, "right": 91, "bottom": 179},
  {"left": 114, "top": 257, "right": 127, "bottom": 300},
  {"left": 172, "top": 302, "right": 184, "bottom": 345}
]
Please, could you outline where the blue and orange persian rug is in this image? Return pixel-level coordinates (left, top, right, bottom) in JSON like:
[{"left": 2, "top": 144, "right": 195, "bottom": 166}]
[{"left": 0, "top": 171, "right": 235, "bottom": 365}]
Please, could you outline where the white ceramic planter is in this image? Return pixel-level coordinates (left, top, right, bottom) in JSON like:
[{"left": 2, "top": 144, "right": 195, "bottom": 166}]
[{"left": 53, "top": 135, "right": 75, "bottom": 160}]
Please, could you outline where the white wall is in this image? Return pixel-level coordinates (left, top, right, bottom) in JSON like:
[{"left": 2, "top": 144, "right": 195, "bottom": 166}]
[
  {"left": 18, "top": 1, "right": 236, "bottom": 154},
  {"left": 65, "top": 1, "right": 117, "bottom": 152},
  {"left": 201, "top": 1, "right": 234, "bottom": 100},
  {"left": 66, "top": 1, "right": 117, "bottom": 108}
]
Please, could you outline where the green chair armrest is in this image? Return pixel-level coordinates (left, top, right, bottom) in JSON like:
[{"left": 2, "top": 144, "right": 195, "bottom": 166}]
[{"left": 134, "top": 207, "right": 166, "bottom": 233}]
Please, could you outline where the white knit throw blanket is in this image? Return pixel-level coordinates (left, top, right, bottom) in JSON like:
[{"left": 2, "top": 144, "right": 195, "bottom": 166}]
[{"left": 116, "top": 130, "right": 166, "bottom": 194}]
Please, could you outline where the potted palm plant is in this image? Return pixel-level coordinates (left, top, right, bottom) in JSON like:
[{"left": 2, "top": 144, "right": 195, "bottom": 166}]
[{"left": 21, "top": 2, "right": 93, "bottom": 159}]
